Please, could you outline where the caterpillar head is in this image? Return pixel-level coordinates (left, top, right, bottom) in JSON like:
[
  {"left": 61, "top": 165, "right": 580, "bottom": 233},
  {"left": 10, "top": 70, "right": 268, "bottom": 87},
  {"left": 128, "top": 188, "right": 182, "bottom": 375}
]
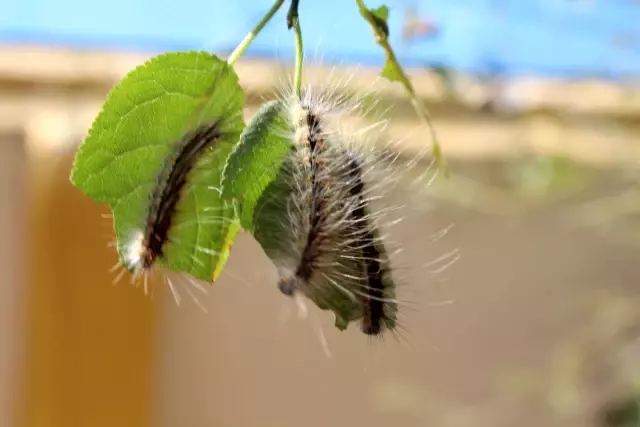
[{"left": 277, "top": 276, "right": 299, "bottom": 296}]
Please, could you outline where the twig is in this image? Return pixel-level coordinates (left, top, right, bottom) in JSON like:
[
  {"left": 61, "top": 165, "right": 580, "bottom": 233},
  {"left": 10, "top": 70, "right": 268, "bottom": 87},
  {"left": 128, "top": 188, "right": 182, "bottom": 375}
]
[
  {"left": 287, "top": 0, "right": 304, "bottom": 99},
  {"left": 227, "top": 0, "right": 285, "bottom": 66},
  {"left": 355, "top": 0, "right": 447, "bottom": 176}
]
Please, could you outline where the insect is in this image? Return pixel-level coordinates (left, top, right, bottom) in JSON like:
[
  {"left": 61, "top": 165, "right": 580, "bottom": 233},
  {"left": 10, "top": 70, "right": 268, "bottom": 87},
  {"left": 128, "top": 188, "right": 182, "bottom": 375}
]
[
  {"left": 229, "top": 64, "right": 457, "bottom": 342},
  {"left": 246, "top": 80, "right": 402, "bottom": 336},
  {"left": 276, "top": 102, "right": 337, "bottom": 297},
  {"left": 108, "top": 120, "right": 232, "bottom": 309},
  {"left": 97, "top": 55, "right": 246, "bottom": 309},
  {"left": 122, "top": 122, "right": 223, "bottom": 269},
  {"left": 342, "top": 151, "right": 396, "bottom": 335}
]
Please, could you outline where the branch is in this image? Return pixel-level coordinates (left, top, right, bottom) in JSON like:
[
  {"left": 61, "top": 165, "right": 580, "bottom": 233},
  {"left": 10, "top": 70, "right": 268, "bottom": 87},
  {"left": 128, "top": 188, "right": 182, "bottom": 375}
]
[
  {"left": 287, "top": 0, "right": 304, "bottom": 99},
  {"left": 355, "top": 0, "right": 447, "bottom": 177},
  {"left": 227, "top": 0, "right": 285, "bottom": 66}
]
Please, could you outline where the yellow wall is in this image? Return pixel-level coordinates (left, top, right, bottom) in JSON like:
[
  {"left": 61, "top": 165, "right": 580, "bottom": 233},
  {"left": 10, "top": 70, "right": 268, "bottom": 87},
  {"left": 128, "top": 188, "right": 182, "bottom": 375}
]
[{"left": 18, "top": 149, "right": 156, "bottom": 427}]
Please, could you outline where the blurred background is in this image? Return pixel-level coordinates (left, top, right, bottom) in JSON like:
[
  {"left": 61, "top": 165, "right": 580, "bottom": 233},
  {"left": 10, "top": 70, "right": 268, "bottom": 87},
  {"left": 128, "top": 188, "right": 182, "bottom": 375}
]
[{"left": 1, "top": 0, "right": 640, "bottom": 426}]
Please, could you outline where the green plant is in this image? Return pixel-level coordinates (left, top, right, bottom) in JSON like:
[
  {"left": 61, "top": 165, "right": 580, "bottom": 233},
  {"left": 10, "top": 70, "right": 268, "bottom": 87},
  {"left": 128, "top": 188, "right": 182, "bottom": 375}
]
[{"left": 69, "top": 0, "right": 443, "bottom": 331}]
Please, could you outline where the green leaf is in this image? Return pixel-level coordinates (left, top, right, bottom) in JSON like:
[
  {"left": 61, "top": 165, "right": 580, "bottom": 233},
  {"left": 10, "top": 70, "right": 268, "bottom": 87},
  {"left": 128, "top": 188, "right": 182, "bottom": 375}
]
[
  {"left": 370, "top": 5, "right": 389, "bottom": 22},
  {"left": 221, "top": 100, "right": 293, "bottom": 231},
  {"left": 601, "top": 394, "right": 640, "bottom": 427},
  {"left": 70, "top": 51, "right": 245, "bottom": 281},
  {"left": 368, "top": 5, "right": 390, "bottom": 38},
  {"left": 368, "top": 4, "right": 400, "bottom": 83},
  {"left": 381, "top": 56, "right": 403, "bottom": 83}
]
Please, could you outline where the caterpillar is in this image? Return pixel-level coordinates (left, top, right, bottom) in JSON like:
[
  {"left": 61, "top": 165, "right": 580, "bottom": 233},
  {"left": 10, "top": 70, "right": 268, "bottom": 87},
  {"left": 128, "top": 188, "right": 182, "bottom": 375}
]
[
  {"left": 343, "top": 151, "right": 395, "bottom": 335},
  {"left": 70, "top": 52, "right": 247, "bottom": 311},
  {"left": 252, "top": 85, "right": 397, "bottom": 335},
  {"left": 276, "top": 101, "right": 336, "bottom": 297},
  {"left": 248, "top": 68, "right": 457, "bottom": 341},
  {"left": 109, "top": 118, "right": 231, "bottom": 308},
  {"left": 125, "top": 120, "right": 225, "bottom": 273}
]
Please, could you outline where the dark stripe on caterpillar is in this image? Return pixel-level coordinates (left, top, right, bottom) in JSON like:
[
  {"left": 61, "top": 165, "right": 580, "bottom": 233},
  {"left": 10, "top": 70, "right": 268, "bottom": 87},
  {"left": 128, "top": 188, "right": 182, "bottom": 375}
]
[
  {"left": 140, "top": 120, "right": 224, "bottom": 270},
  {"left": 344, "top": 151, "right": 388, "bottom": 335}
]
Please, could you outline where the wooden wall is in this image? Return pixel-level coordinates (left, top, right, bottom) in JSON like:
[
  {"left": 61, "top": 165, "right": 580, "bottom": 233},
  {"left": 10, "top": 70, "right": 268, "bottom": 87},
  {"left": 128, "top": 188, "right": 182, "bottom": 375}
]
[
  {"left": 15, "top": 147, "right": 157, "bottom": 427},
  {"left": 0, "top": 131, "right": 27, "bottom": 427}
]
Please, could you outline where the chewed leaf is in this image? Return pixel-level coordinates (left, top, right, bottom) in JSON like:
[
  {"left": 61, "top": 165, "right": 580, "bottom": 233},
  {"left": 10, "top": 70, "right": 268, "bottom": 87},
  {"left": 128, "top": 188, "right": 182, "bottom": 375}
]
[
  {"left": 70, "top": 51, "right": 245, "bottom": 281},
  {"left": 221, "top": 100, "right": 292, "bottom": 231}
]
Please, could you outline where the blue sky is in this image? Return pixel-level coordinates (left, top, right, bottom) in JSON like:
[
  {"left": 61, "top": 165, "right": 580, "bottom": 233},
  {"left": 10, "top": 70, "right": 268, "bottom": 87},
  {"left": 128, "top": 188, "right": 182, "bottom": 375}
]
[{"left": 0, "top": 0, "right": 639, "bottom": 79}]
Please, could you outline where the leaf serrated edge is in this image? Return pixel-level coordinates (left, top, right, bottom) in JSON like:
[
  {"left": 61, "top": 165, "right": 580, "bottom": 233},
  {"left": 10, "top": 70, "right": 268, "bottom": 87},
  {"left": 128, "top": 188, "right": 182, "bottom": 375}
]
[
  {"left": 69, "top": 51, "right": 222, "bottom": 189},
  {"left": 69, "top": 50, "right": 244, "bottom": 282}
]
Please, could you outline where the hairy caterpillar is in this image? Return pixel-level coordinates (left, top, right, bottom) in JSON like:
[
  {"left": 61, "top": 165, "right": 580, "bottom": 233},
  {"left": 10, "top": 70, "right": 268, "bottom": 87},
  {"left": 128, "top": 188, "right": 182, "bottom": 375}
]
[
  {"left": 276, "top": 102, "right": 340, "bottom": 297},
  {"left": 273, "top": 102, "right": 397, "bottom": 335},
  {"left": 343, "top": 151, "right": 396, "bottom": 335},
  {"left": 100, "top": 55, "right": 246, "bottom": 309},
  {"left": 125, "top": 120, "right": 225, "bottom": 274},
  {"left": 247, "top": 68, "right": 457, "bottom": 341},
  {"left": 110, "top": 119, "right": 228, "bottom": 307},
  {"left": 214, "top": 55, "right": 458, "bottom": 344}
]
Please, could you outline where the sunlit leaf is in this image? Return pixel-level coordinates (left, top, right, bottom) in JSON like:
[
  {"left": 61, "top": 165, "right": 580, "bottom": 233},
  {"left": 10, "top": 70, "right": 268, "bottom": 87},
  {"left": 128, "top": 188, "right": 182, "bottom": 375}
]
[{"left": 70, "top": 51, "right": 245, "bottom": 281}]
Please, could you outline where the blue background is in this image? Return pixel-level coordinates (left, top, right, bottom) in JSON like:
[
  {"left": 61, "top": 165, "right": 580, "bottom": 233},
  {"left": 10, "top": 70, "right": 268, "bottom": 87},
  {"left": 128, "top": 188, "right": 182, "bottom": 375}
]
[{"left": 1, "top": 0, "right": 639, "bottom": 79}]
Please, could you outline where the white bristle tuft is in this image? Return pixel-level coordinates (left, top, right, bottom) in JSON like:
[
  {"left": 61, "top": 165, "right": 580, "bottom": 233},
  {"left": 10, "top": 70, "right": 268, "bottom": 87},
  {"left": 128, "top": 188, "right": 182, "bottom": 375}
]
[{"left": 123, "top": 230, "right": 145, "bottom": 272}]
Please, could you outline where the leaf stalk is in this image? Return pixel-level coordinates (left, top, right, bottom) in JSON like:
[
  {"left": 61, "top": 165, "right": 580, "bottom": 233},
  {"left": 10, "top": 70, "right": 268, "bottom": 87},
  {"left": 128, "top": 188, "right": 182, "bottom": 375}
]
[
  {"left": 287, "top": 0, "right": 304, "bottom": 99},
  {"left": 227, "top": 0, "right": 285, "bottom": 66},
  {"left": 355, "top": 0, "right": 447, "bottom": 176}
]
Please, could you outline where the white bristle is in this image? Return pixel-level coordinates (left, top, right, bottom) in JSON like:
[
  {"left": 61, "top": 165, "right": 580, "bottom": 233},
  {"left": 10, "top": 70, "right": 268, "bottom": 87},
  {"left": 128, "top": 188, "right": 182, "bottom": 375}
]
[{"left": 123, "top": 230, "right": 145, "bottom": 271}]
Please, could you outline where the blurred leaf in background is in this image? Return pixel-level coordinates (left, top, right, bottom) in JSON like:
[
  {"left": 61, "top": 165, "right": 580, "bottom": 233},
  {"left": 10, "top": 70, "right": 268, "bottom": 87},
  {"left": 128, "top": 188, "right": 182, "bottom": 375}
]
[
  {"left": 600, "top": 394, "right": 640, "bottom": 427},
  {"left": 505, "top": 154, "right": 588, "bottom": 201}
]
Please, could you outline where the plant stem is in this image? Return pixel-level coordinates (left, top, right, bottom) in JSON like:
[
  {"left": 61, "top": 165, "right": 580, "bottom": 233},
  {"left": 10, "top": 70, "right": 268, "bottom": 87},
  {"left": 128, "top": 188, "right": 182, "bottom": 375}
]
[
  {"left": 227, "top": 0, "right": 285, "bottom": 66},
  {"left": 355, "top": 0, "right": 447, "bottom": 176},
  {"left": 288, "top": 0, "right": 304, "bottom": 99}
]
